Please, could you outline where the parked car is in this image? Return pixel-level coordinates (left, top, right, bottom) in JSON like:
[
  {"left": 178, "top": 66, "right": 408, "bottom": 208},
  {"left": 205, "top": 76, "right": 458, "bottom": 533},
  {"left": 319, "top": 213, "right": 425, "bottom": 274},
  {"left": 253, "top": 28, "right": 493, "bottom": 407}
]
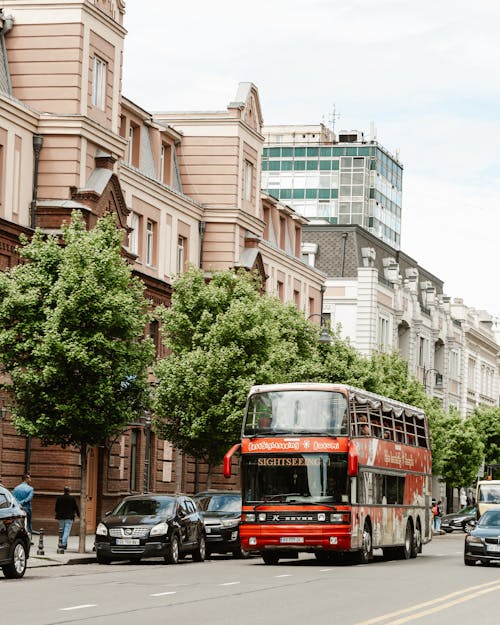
[
  {"left": 94, "top": 493, "right": 206, "bottom": 565},
  {"left": 0, "top": 484, "right": 30, "bottom": 579},
  {"left": 464, "top": 509, "right": 500, "bottom": 566},
  {"left": 193, "top": 490, "right": 249, "bottom": 558},
  {"left": 441, "top": 505, "right": 477, "bottom": 533}
]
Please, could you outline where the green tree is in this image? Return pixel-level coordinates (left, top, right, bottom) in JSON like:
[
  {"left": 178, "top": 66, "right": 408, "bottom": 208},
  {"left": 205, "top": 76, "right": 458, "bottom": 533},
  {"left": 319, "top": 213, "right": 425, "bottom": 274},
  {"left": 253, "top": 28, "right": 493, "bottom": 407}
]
[
  {"left": 0, "top": 212, "right": 154, "bottom": 551},
  {"left": 469, "top": 405, "right": 500, "bottom": 471},
  {"left": 438, "top": 414, "right": 484, "bottom": 488},
  {"left": 153, "top": 267, "right": 322, "bottom": 481}
]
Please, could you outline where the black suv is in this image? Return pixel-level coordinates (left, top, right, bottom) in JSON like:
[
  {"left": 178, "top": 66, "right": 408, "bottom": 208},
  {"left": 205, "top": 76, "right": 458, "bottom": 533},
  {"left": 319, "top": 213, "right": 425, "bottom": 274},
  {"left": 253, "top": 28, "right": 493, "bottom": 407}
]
[
  {"left": 194, "top": 490, "right": 248, "bottom": 558},
  {"left": 94, "top": 493, "right": 206, "bottom": 565},
  {"left": 0, "top": 485, "right": 30, "bottom": 579}
]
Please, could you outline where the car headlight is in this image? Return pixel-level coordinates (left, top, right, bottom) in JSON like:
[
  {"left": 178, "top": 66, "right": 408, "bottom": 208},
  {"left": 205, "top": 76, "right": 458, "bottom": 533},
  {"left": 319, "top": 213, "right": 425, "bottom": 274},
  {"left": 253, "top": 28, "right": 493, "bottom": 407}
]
[
  {"left": 150, "top": 522, "right": 169, "bottom": 537},
  {"left": 466, "top": 535, "right": 482, "bottom": 544},
  {"left": 96, "top": 523, "right": 108, "bottom": 536},
  {"left": 221, "top": 518, "right": 240, "bottom": 528}
]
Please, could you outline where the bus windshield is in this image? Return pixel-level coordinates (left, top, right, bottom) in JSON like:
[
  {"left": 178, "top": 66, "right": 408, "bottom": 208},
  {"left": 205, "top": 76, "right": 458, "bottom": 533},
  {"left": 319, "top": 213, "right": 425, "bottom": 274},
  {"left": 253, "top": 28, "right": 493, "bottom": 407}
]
[
  {"left": 478, "top": 483, "right": 500, "bottom": 503},
  {"left": 242, "top": 453, "right": 349, "bottom": 505},
  {"left": 244, "top": 390, "right": 348, "bottom": 436}
]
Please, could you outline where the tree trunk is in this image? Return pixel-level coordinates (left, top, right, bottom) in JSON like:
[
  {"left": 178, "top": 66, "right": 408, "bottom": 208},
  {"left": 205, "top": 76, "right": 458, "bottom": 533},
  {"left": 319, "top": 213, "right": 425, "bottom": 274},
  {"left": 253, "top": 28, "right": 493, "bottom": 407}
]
[
  {"left": 206, "top": 464, "right": 213, "bottom": 489},
  {"left": 78, "top": 444, "right": 87, "bottom": 554}
]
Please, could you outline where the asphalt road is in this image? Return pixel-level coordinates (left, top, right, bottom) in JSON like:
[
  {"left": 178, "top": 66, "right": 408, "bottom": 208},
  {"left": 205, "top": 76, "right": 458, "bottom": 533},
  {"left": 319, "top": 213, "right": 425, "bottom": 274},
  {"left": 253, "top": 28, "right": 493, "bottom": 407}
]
[{"left": 1, "top": 532, "right": 499, "bottom": 625}]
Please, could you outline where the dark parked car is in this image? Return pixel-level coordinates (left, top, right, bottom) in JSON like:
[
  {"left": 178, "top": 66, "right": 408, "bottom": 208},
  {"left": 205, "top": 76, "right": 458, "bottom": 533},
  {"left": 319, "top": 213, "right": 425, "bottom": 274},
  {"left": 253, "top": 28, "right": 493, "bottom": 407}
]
[
  {"left": 193, "top": 490, "right": 248, "bottom": 558},
  {"left": 0, "top": 485, "right": 30, "bottom": 579},
  {"left": 464, "top": 509, "right": 500, "bottom": 566},
  {"left": 94, "top": 493, "right": 206, "bottom": 565},
  {"left": 441, "top": 505, "right": 476, "bottom": 533}
]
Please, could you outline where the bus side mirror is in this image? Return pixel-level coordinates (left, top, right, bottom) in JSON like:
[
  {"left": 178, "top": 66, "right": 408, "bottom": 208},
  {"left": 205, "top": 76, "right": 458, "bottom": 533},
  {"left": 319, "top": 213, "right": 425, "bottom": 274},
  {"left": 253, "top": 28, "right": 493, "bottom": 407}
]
[
  {"left": 223, "top": 443, "right": 241, "bottom": 478},
  {"left": 348, "top": 442, "right": 358, "bottom": 477}
]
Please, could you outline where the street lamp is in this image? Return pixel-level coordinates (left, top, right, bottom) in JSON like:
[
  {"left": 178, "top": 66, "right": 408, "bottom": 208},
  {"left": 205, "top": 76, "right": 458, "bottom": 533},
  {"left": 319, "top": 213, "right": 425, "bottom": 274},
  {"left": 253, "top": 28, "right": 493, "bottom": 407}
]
[{"left": 308, "top": 313, "right": 333, "bottom": 345}]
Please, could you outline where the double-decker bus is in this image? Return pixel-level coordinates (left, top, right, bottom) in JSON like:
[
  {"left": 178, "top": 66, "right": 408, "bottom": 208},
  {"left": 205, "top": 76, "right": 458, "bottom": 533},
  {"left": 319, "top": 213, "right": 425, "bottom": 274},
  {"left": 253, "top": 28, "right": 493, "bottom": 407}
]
[{"left": 224, "top": 382, "right": 432, "bottom": 564}]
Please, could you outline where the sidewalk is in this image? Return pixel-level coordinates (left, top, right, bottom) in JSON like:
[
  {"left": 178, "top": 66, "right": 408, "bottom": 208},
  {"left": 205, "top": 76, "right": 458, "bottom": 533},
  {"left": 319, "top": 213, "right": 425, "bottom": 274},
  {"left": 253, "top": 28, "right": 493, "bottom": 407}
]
[{"left": 28, "top": 533, "right": 96, "bottom": 568}]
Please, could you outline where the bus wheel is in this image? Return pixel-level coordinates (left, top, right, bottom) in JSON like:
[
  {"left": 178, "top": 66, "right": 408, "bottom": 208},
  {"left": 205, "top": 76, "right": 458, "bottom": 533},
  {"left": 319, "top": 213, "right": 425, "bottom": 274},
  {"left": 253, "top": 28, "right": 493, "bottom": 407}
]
[
  {"left": 355, "top": 523, "right": 373, "bottom": 564},
  {"left": 411, "top": 522, "right": 422, "bottom": 558},
  {"left": 262, "top": 551, "right": 280, "bottom": 565},
  {"left": 397, "top": 523, "right": 413, "bottom": 560}
]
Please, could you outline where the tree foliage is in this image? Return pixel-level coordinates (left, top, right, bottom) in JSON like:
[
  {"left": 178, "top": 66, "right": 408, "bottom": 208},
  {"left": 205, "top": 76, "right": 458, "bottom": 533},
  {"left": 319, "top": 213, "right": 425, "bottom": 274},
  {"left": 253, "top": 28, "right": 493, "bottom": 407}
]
[
  {"left": 0, "top": 212, "right": 154, "bottom": 446},
  {"left": 153, "top": 267, "right": 323, "bottom": 470},
  {"left": 469, "top": 405, "right": 500, "bottom": 468}
]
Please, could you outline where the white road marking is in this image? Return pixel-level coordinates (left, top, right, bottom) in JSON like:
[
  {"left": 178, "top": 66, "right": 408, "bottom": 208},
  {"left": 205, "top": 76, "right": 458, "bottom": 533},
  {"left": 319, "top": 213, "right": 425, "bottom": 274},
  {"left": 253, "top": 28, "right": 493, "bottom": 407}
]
[
  {"left": 60, "top": 604, "right": 97, "bottom": 611},
  {"left": 219, "top": 581, "right": 241, "bottom": 586},
  {"left": 150, "top": 591, "right": 177, "bottom": 597},
  {"left": 275, "top": 574, "right": 292, "bottom": 578},
  {"left": 320, "top": 568, "right": 333, "bottom": 571}
]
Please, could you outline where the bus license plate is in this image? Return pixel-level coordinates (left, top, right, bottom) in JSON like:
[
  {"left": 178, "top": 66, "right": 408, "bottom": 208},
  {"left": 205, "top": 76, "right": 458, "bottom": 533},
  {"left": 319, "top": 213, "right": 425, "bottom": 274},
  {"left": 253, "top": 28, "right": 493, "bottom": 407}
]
[
  {"left": 280, "top": 537, "right": 304, "bottom": 544},
  {"left": 116, "top": 538, "right": 140, "bottom": 546},
  {"left": 487, "top": 544, "right": 500, "bottom": 552}
]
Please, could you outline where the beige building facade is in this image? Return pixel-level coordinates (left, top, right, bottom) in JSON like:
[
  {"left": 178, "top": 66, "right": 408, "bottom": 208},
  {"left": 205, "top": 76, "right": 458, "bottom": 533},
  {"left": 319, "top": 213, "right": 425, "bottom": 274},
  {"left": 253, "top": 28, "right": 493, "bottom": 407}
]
[{"left": 0, "top": 0, "right": 325, "bottom": 531}]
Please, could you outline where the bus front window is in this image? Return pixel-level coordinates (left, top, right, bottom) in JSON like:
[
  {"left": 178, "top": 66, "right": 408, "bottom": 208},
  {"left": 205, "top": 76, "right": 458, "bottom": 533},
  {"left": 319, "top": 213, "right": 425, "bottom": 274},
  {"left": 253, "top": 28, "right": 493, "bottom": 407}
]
[
  {"left": 243, "top": 391, "right": 348, "bottom": 436},
  {"left": 242, "top": 453, "right": 349, "bottom": 505}
]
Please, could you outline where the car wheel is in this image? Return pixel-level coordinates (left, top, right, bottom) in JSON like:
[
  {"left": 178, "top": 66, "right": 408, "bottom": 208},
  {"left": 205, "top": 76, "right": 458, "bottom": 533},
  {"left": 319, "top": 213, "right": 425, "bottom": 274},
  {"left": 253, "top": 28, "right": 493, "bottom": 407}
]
[
  {"left": 96, "top": 552, "right": 111, "bottom": 565},
  {"left": 262, "top": 551, "right": 280, "bottom": 565},
  {"left": 444, "top": 529, "right": 453, "bottom": 534},
  {"left": 193, "top": 534, "right": 206, "bottom": 562},
  {"left": 464, "top": 556, "right": 475, "bottom": 566},
  {"left": 233, "top": 547, "right": 250, "bottom": 559},
  {"left": 165, "top": 535, "right": 180, "bottom": 564},
  {"left": 2, "top": 539, "right": 27, "bottom": 579}
]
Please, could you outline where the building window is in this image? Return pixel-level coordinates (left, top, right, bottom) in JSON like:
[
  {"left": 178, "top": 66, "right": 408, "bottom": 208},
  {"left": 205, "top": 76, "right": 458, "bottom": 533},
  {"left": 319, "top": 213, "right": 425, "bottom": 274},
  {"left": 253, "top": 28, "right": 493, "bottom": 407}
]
[
  {"left": 449, "top": 349, "right": 459, "bottom": 379},
  {"left": 160, "top": 143, "right": 171, "bottom": 184},
  {"left": 92, "top": 56, "right": 107, "bottom": 110},
  {"left": 468, "top": 358, "right": 476, "bottom": 392},
  {"left": 277, "top": 281, "right": 284, "bottom": 302},
  {"left": 378, "top": 315, "right": 391, "bottom": 352},
  {"left": 146, "top": 220, "right": 155, "bottom": 267},
  {"left": 129, "top": 430, "right": 139, "bottom": 491},
  {"left": 177, "top": 236, "right": 186, "bottom": 273},
  {"left": 243, "top": 160, "right": 253, "bottom": 201},
  {"left": 129, "top": 212, "right": 139, "bottom": 256}
]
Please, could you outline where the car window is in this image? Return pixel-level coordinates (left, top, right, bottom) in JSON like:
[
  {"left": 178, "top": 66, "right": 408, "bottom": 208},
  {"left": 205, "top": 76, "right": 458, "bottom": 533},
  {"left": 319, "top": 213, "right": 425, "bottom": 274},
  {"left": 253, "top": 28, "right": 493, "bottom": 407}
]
[
  {"left": 196, "top": 494, "right": 241, "bottom": 513},
  {"left": 0, "top": 492, "right": 10, "bottom": 509},
  {"left": 113, "top": 498, "right": 175, "bottom": 517},
  {"left": 479, "top": 511, "right": 500, "bottom": 527}
]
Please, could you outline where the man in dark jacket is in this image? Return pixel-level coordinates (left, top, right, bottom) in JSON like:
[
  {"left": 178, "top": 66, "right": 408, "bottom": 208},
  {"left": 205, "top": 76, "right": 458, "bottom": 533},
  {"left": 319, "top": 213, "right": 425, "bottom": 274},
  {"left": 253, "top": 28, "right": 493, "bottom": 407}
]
[{"left": 55, "top": 486, "right": 80, "bottom": 549}]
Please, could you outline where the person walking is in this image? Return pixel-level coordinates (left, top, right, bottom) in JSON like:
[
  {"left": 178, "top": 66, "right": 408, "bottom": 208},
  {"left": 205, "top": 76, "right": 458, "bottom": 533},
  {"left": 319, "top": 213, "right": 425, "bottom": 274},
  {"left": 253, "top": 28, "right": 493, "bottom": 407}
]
[
  {"left": 55, "top": 486, "right": 80, "bottom": 549},
  {"left": 12, "top": 473, "right": 34, "bottom": 535},
  {"left": 433, "top": 500, "right": 443, "bottom": 533}
]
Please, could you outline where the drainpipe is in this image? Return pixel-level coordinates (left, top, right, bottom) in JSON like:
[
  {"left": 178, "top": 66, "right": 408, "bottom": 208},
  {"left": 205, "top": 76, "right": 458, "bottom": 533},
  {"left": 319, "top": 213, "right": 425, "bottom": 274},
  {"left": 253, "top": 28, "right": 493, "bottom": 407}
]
[
  {"left": 198, "top": 221, "right": 206, "bottom": 268},
  {"left": 30, "top": 134, "right": 44, "bottom": 229},
  {"left": 340, "top": 232, "right": 348, "bottom": 277}
]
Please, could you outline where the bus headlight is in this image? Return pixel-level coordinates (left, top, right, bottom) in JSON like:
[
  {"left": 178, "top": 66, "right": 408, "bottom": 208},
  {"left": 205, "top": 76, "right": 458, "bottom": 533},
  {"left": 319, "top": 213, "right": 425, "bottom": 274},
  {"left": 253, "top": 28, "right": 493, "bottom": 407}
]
[
  {"left": 318, "top": 513, "right": 326, "bottom": 522},
  {"left": 243, "top": 513, "right": 255, "bottom": 522},
  {"left": 258, "top": 513, "right": 267, "bottom": 522}
]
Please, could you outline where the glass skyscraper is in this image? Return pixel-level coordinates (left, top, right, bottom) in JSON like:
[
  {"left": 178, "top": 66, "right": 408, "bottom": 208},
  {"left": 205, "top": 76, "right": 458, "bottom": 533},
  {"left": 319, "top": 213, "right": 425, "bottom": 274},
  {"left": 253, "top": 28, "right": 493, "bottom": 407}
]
[{"left": 261, "top": 124, "right": 403, "bottom": 249}]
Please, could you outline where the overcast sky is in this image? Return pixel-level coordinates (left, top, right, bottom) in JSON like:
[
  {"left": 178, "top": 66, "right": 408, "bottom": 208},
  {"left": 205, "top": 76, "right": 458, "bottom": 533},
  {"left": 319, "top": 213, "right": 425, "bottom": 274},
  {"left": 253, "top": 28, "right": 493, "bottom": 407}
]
[{"left": 122, "top": 0, "right": 500, "bottom": 316}]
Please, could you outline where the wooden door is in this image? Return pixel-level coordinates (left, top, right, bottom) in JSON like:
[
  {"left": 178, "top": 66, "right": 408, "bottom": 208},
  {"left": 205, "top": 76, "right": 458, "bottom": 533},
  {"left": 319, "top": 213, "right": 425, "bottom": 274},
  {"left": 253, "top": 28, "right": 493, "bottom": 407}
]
[{"left": 86, "top": 447, "right": 98, "bottom": 533}]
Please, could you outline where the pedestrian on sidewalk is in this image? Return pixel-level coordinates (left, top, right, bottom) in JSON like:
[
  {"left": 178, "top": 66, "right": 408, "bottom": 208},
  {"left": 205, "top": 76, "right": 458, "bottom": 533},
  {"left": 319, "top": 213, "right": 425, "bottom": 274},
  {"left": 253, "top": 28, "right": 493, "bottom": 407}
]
[
  {"left": 55, "top": 486, "right": 80, "bottom": 549},
  {"left": 12, "top": 473, "right": 34, "bottom": 534},
  {"left": 433, "top": 500, "right": 443, "bottom": 533}
]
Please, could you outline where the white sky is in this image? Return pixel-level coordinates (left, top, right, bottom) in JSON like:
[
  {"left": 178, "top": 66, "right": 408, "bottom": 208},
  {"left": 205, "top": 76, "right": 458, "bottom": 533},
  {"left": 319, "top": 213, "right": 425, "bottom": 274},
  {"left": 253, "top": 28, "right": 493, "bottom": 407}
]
[{"left": 122, "top": 0, "right": 500, "bottom": 315}]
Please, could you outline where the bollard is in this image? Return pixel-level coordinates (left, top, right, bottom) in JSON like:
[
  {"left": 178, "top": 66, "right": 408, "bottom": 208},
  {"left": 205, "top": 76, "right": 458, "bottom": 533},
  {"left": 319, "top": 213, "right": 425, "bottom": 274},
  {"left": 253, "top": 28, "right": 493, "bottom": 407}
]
[
  {"left": 57, "top": 525, "right": 65, "bottom": 554},
  {"left": 36, "top": 528, "right": 45, "bottom": 556}
]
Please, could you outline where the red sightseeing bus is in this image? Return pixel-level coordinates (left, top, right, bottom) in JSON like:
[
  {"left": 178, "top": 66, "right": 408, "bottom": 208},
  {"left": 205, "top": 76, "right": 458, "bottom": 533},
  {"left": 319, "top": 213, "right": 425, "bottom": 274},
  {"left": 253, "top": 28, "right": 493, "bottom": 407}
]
[{"left": 224, "top": 382, "right": 432, "bottom": 564}]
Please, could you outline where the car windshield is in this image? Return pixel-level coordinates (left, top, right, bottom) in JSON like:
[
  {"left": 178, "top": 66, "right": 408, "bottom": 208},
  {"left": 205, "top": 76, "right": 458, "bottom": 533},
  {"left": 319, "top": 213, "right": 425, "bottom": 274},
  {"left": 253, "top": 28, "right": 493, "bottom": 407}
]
[
  {"left": 112, "top": 497, "right": 175, "bottom": 517},
  {"left": 196, "top": 494, "right": 241, "bottom": 513},
  {"left": 478, "top": 510, "right": 500, "bottom": 527}
]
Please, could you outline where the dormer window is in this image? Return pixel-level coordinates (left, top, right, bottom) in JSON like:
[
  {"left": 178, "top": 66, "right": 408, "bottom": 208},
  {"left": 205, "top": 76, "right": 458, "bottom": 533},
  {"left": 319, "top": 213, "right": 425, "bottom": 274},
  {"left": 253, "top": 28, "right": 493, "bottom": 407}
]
[{"left": 92, "top": 56, "right": 107, "bottom": 110}]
